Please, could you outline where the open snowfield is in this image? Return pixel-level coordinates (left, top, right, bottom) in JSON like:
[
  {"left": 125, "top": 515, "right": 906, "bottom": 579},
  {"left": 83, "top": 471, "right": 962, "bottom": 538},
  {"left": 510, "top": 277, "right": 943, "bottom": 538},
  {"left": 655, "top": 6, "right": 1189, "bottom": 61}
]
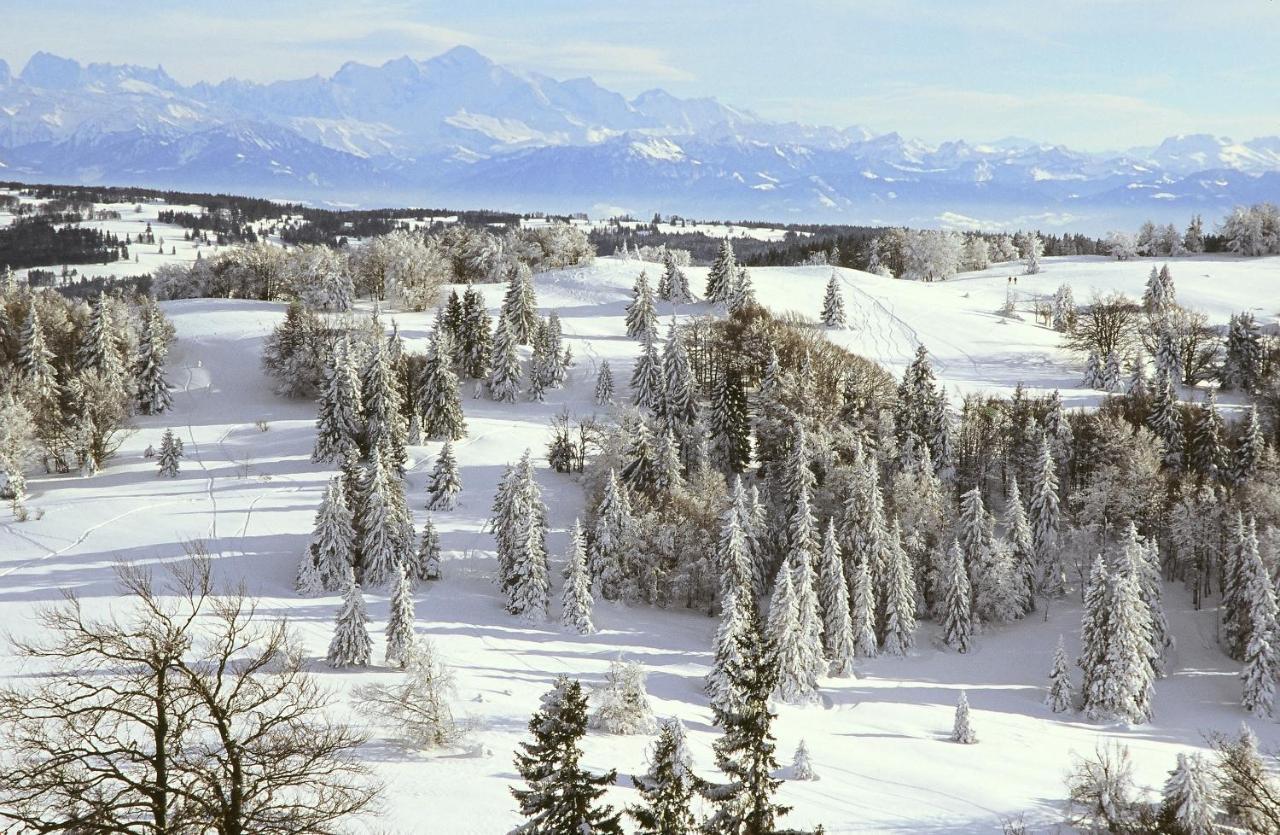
[{"left": 2, "top": 254, "right": 1279, "bottom": 833}]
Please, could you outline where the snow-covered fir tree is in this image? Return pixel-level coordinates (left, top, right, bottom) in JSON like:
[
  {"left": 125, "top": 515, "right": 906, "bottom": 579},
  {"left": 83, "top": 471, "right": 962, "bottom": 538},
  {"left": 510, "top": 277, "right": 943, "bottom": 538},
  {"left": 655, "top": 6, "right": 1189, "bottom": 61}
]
[
  {"left": 707, "top": 574, "right": 756, "bottom": 715},
  {"left": 1101, "top": 352, "right": 1123, "bottom": 393},
  {"left": 1051, "top": 284, "right": 1076, "bottom": 332},
  {"left": 628, "top": 717, "right": 703, "bottom": 835},
  {"left": 589, "top": 468, "right": 632, "bottom": 601},
  {"left": 728, "top": 265, "right": 756, "bottom": 314},
  {"left": 625, "top": 270, "right": 659, "bottom": 340},
  {"left": 419, "top": 328, "right": 466, "bottom": 441},
  {"left": 459, "top": 284, "right": 493, "bottom": 379},
  {"left": 941, "top": 540, "right": 973, "bottom": 653},
  {"left": 1047, "top": 635, "right": 1074, "bottom": 713},
  {"left": 486, "top": 314, "right": 522, "bottom": 403},
  {"left": 1233, "top": 406, "right": 1264, "bottom": 485},
  {"left": 361, "top": 336, "right": 408, "bottom": 470},
  {"left": 425, "top": 439, "right": 461, "bottom": 511},
  {"left": 1021, "top": 231, "right": 1043, "bottom": 275},
  {"left": 594, "top": 360, "right": 615, "bottom": 406},
  {"left": 1221, "top": 311, "right": 1263, "bottom": 392},
  {"left": 630, "top": 335, "right": 663, "bottom": 411},
  {"left": 1127, "top": 349, "right": 1150, "bottom": 397},
  {"left": 661, "top": 249, "right": 694, "bottom": 303},
  {"left": 306, "top": 476, "right": 357, "bottom": 592},
  {"left": 590, "top": 657, "right": 657, "bottom": 735},
  {"left": 512, "top": 676, "right": 622, "bottom": 834},
  {"left": 717, "top": 480, "right": 755, "bottom": 602},
  {"left": 497, "top": 451, "right": 550, "bottom": 621},
  {"left": 705, "top": 238, "right": 736, "bottom": 304},
  {"left": 708, "top": 368, "right": 751, "bottom": 474},
  {"left": 312, "top": 338, "right": 363, "bottom": 464},
  {"left": 849, "top": 551, "right": 879, "bottom": 658},
  {"left": 1159, "top": 752, "right": 1217, "bottom": 835},
  {"left": 1189, "top": 391, "right": 1225, "bottom": 483},
  {"left": 791, "top": 739, "right": 817, "bottom": 781},
  {"left": 156, "top": 428, "right": 183, "bottom": 477},
  {"left": 1143, "top": 264, "right": 1174, "bottom": 314},
  {"left": 652, "top": 425, "right": 686, "bottom": 498},
  {"left": 1004, "top": 479, "right": 1036, "bottom": 612},
  {"left": 766, "top": 563, "right": 817, "bottom": 704},
  {"left": 661, "top": 319, "right": 699, "bottom": 436},
  {"left": 295, "top": 546, "right": 325, "bottom": 596},
  {"left": 500, "top": 264, "right": 539, "bottom": 345},
  {"left": 17, "top": 302, "right": 57, "bottom": 404},
  {"left": 134, "top": 303, "right": 172, "bottom": 415},
  {"left": 1082, "top": 350, "right": 1104, "bottom": 389},
  {"left": 561, "top": 519, "right": 595, "bottom": 635},
  {"left": 1082, "top": 559, "right": 1154, "bottom": 723},
  {"left": 357, "top": 452, "right": 401, "bottom": 588},
  {"left": 1029, "top": 437, "right": 1062, "bottom": 595},
  {"left": 881, "top": 523, "right": 917, "bottom": 656},
  {"left": 1239, "top": 520, "right": 1278, "bottom": 717},
  {"left": 1148, "top": 370, "right": 1184, "bottom": 470},
  {"left": 1155, "top": 330, "right": 1184, "bottom": 388},
  {"left": 327, "top": 573, "right": 373, "bottom": 668},
  {"left": 951, "top": 691, "right": 977, "bottom": 744},
  {"left": 820, "top": 270, "right": 847, "bottom": 327},
  {"left": 384, "top": 564, "right": 417, "bottom": 668},
  {"left": 1116, "top": 523, "right": 1170, "bottom": 677}
]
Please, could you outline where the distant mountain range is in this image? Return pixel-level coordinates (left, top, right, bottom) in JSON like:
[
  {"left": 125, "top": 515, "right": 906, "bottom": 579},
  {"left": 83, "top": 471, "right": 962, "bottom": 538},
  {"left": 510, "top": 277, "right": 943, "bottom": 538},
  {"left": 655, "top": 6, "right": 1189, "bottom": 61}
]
[{"left": 2, "top": 46, "right": 1277, "bottom": 231}]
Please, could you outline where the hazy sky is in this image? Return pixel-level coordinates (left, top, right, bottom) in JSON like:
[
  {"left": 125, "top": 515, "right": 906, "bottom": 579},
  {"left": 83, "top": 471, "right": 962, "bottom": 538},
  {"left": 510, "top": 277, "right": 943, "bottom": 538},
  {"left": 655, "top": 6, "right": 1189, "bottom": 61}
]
[{"left": 4, "top": 0, "right": 1278, "bottom": 149}]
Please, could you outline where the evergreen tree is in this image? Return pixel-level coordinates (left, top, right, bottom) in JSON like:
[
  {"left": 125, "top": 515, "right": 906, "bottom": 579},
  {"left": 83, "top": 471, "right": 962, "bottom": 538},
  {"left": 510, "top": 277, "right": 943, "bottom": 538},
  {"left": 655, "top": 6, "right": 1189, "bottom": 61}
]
[
  {"left": 728, "top": 266, "right": 756, "bottom": 315},
  {"left": 881, "top": 523, "right": 917, "bottom": 656},
  {"left": 629, "top": 718, "right": 703, "bottom": 835},
  {"left": 327, "top": 574, "right": 373, "bottom": 668},
  {"left": 951, "top": 691, "right": 977, "bottom": 744},
  {"left": 589, "top": 469, "right": 632, "bottom": 601},
  {"left": 134, "top": 303, "right": 172, "bottom": 415},
  {"left": 419, "top": 329, "right": 466, "bottom": 441},
  {"left": 1085, "top": 563, "right": 1155, "bottom": 723},
  {"left": 486, "top": 315, "right": 522, "bottom": 403},
  {"left": 308, "top": 476, "right": 357, "bottom": 591},
  {"left": 157, "top": 428, "right": 183, "bottom": 478},
  {"left": 385, "top": 565, "right": 417, "bottom": 668},
  {"left": 630, "top": 336, "right": 663, "bottom": 411},
  {"left": 77, "top": 294, "right": 123, "bottom": 379},
  {"left": 1046, "top": 635, "right": 1073, "bottom": 713},
  {"left": 1101, "top": 352, "right": 1123, "bottom": 393},
  {"left": 511, "top": 677, "right": 623, "bottom": 835},
  {"left": 941, "top": 540, "right": 973, "bottom": 653},
  {"left": 561, "top": 519, "right": 595, "bottom": 635},
  {"left": 653, "top": 425, "right": 685, "bottom": 499},
  {"left": 1029, "top": 437, "right": 1062, "bottom": 595},
  {"left": 459, "top": 284, "right": 493, "bottom": 379},
  {"left": 701, "top": 613, "right": 791, "bottom": 835},
  {"left": 1240, "top": 520, "right": 1278, "bottom": 718},
  {"left": 661, "top": 320, "right": 699, "bottom": 437},
  {"left": 1159, "top": 753, "right": 1217, "bottom": 835},
  {"left": 17, "top": 302, "right": 57, "bottom": 404},
  {"left": 791, "top": 739, "right": 817, "bottom": 781},
  {"left": 499, "top": 452, "right": 550, "bottom": 621},
  {"left": 295, "top": 545, "right": 325, "bottom": 596},
  {"left": 765, "top": 563, "right": 816, "bottom": 704},
  {"left": 425, "top": 439, "right": 462, "bottom": 511},
  {"left": 705, "top": 238, "right": 736, "bottom": 305},
  {"left": 707, "top": 580, "right": 756, "bottom": 716},
  {"left": 1117, "top": 523, "right": 1170, "bottom": 677},
  {"left": 312, "top": 338, "right": 363, "bottom": 464},
  {"left": 1221, "top": 311, "right": 1263, "bottom": 393},
  {"left": 849, "top": 553, "right": 879, "bottom": 658},
  {"left": 1127, "top": 350, "right": 1149, "bottom": 398},
  {"left": 708, "top": 368, "right": 751, "bottom": 474},
  {"left": 1189, "top": 391, "right": 1225, "bottom": 483},
  {"left": 1233, "top": 406, "right": 1264, "bottom": 485},
  {"left": 625, "top": 270, "right": 659, "bottom": 340},
  {"left": 362, "top": 337, "right": 408, "bottom": 469},
  {"left": 415, "top": 514, "right": 442, "bottom": 581},
  {"left": 1149, "top": 369, "right": 1184, "bottom": 470},
  {"left": 594, "top": 361, "right": 615, "bottom": 406},
  {"left": 815, "top": 520, "right": 848, "bottom": 655},
  {"left": 717, "top": 480, "right": 756, "bottom": 602},
  {"left": 1004, "top": 479, "right": 1036, "bottom": 613},
  {"left": 501, "top": 264, "right": 539, "bottom": 345},
  {"left": 1082, "top": 350, "right": 1104, "bottom": 389},
  {"left": 820, "top": 270, "right": 847, "bottom": 327},
  {"left": 357, "top": 453, "right": 401, "bottom": 588},
  {"left": 590, "top": 658, "right": 657, "bottom": 735}
]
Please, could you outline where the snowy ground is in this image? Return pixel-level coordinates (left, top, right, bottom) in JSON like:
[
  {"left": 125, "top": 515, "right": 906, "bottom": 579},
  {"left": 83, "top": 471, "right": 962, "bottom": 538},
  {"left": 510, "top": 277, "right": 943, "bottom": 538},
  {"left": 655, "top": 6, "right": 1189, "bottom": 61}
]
[{"left": 2, "top": 254, "right": 1279, "bottom": 833}]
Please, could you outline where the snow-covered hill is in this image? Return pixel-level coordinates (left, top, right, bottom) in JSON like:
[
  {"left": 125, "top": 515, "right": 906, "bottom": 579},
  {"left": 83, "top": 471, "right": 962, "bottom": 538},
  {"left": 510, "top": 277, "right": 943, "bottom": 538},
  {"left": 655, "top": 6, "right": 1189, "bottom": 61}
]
[
  {"left": 2, "top": 48, "right": 1279, "bottom": 229},
  {"left": 1, "top": 254, "right": 1277, "bottom": 832}
]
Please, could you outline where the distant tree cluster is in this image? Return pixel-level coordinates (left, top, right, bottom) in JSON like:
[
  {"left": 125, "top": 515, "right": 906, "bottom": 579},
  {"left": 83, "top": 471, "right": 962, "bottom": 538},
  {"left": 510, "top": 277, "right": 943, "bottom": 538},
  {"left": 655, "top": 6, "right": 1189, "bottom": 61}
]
[{"left": 0, "top": 217, "right": 124, "bottom": 270}]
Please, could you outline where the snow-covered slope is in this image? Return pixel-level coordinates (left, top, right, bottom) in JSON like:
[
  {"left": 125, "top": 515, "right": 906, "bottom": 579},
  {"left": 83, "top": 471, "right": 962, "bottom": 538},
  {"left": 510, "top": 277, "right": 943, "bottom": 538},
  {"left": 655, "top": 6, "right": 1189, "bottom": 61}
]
[{"left": 1, "top": 254, "right": 1278, "bottom": 832}]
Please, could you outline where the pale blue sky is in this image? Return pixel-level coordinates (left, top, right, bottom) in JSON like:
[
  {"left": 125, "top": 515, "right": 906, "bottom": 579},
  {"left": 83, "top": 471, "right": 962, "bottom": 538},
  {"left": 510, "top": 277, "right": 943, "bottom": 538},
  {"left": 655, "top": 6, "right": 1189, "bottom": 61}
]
[{"left": 5, "top": 0, "right": 1278, "bottom": 149}]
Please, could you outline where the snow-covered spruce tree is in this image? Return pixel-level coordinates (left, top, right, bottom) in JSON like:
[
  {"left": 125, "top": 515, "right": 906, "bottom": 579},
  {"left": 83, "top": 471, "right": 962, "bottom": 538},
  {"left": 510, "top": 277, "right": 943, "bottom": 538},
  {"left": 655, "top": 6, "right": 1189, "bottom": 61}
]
[
  {"left": 625, "top": 270, "right": 659, "bottom": 340},
  {"left": 498, "top": 452, "right": 550, "bottom": 621},
  {"left": 652, "top": 425, "right": 686, "bottom": 499},
  {"left": 1233, "top": 406, "right": 1264, "bottom": 485},
  {"left": 414, "top": 514, "right": 442, "bottom": 581},
  {"left": 957, "top": 485, "right": 988, "bottom": 577},
  {"left": 1159, "top": 752, "right": 1218, "bottom": 835},
  {"left": 425, "top": 439, "right": 461, "bottom": 511},
  {"left": 628, "top": 717, "right": 704, "bottom": 835},
  {"left": 728, "top": 266, "right": 756, "bottom": 315},
  {"left": 589, "top": 468, "right": 632, "bottom": 601},
  {"left": 156, "top": 428, "right": 183, "bottom": 478},
  {"left": 849, "top": 552, "right": 879, "bottom": 658},
  {"left": 701, "top": 611, "right": 791, "bottom": 835},
  {"left": 327, "top": 573, "right": 372, "bottom": 668},
  {"left": 357, "top": 452, "right": 401, "bottom": 589},
  {"left": 590, "top": 657, "right": 657, "bottom": 735},
  {"left": 312, "top": 338, "right": 363, "bottom": 464},
  {"left": 1148, "top": 369, "right": 1184, "bottom": 470},
  {"left": 1221, "top": 311, "right": 1263, "bottom": 393},
  {"left": 1127, "top": 349, "right": 1150, "bottom": 398},
  {"left": 881, "top": 523, "right": 917, "bottom": 656},
  {"left": 485, "top": 314, "right": 522, "bottom": 403},
  {"left": 630, "top": 335, "right": 663, "bottom": 411},
  {"left": 1051, "top": 284, "right": 1077, "bottom": 332},
  {"left": 705, "top": 238, "right": 736, "bottom": 305},
  {"left": 361, "top": 337, "right": 407, "bottom": 470},
  {"left": 1189, "top": 391, "right": 1225, "bottom": 483},
  {"left": 500, "top": 263, "right": 539, "bottom": 346},
  {"left": 134, "top": 303, "right": 172, "bottom": 415},
  {"left": 815, "top": 520, "right": 847, "bottom": 652},
  {"left": 1020, "top": 230, "right": 1043, "bottom": 275},
  {"left": 306, "top": 476, "right": 357, "bottom": 592},
  {"left": 1047, "top": 635, "right": 1074, "bottom": 713},
  {"left": 951, "top": 691, "right": 977, "bottom": 744},
  {"left": 1240, "top": 520, "right": 1278, "bottom": 718},
  {"left": 419, "top": 329, "right": 466, "bottom": 442},
  {"left": 765, "top": 563, "right": 816, "bottom": 704},
  {"left": 561, "top": 519, "right": 595, "bottom": 635},
  {"left": 941, "top": 540, "right": 973, "bottom": 653},
  {"left": 17, "top": 302, "right": 58, "bottom": 405},
  {"left": 526, "top": 318, "right": 554, "bottom": 402},
  {"left": 620, "top": 416, "right": 659, "bottom": 496},
  {"left": 1004, "top": 479, "right": 1036, "bottom": 613},
  {"left": 593, "top": 360, "right": 615, "bottom": 406},
  {"left": 1117, "top": 523, "right": 1170, "bottom": 677},
  {"left": 708, "top": 368, "right": 751, "bottom": 474},
  {"left": 820, "top": 270, "right": 847, "bottom": 327},
  {"left": 76, "top": 294, "right": 122, "bottom": 378},
  {"left": 1215, "top": 722, "right": 1272, "bottom": 831},
  {"left": 1082, "top": 350, "right": 1104, "bottom": 389},
  {"left": 1143, "top": 264, "right": 1173, "bottom": 314},
  {"left": 1101, "top": 352, "right": 1123, "bottom": 393},
  {"left": 661, "top": 319, "right": 699, "bottom": 437},
  {"left": 1029, "top": 437, "right": 1063, "bottom": 596},
  {"left": 459, "top": 284, "right": 493, "bottom": 379},
  {"left": 792, "top": 739, "right": 817, "bottom": 781},
  {"left": 791, "top": 536, "right": 826, "bottom": 695},
  {"left": 1089, "top": 567, "right": 1155, "bottom": 723},
  {"left": 385, "top": 564, "right": 417, "bottom": 668},
  {"left": 1078, "top": 556, "right": 1110, "bottom": 712},
  {"left": 661, "top": 249, "right": 694, "bottom": 304},
  {"left": 511, "top": 676, "right": 622, "bottom": 834},
  {"left": 717, "top": 480, "right": 755, "bottom": 602}
]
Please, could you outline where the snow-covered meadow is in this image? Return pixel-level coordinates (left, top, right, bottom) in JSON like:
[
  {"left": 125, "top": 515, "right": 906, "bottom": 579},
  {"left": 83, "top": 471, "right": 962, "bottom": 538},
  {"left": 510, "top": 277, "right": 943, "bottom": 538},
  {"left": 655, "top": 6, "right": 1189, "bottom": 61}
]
[{"left": 1, "top": 252, "right": 1278, "bottom": 833}]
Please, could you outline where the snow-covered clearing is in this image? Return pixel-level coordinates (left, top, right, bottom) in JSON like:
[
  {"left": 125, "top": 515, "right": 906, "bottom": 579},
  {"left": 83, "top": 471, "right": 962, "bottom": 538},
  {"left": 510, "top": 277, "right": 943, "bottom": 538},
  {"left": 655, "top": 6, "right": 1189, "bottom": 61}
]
[{"left": 1, "top": 254, "right": 1278, "bottom": 833}]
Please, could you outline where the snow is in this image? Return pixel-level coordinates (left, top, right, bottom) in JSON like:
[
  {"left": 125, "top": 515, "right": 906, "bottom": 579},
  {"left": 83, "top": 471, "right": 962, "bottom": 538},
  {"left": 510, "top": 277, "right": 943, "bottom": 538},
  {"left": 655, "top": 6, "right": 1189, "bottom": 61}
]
[{"left": 2, "top": 253, "right": 1279, "bottom": 832}]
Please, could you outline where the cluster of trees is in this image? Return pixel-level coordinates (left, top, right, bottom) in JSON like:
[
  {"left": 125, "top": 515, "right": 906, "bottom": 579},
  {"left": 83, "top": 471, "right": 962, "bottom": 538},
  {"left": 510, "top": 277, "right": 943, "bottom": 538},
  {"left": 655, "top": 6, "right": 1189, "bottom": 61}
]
[
  {"left": 0, "top": 216, "right": 125, "bottom": 270},
  {"left": 1116, "top": 203, "right": 1280, "bottom": 258},
  {"left": 864, "top": 228, "right": 1044, "bottom": 281},
  {"left": 0, "top": 278, "right": 174, "bottom": 514}
]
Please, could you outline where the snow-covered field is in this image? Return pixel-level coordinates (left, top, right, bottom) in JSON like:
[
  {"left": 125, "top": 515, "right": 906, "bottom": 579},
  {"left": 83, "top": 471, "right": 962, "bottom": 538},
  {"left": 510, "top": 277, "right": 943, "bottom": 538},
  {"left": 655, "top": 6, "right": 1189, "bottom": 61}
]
[{"left": 2, "top": 254, "right": 1278, "bottom": 833}]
